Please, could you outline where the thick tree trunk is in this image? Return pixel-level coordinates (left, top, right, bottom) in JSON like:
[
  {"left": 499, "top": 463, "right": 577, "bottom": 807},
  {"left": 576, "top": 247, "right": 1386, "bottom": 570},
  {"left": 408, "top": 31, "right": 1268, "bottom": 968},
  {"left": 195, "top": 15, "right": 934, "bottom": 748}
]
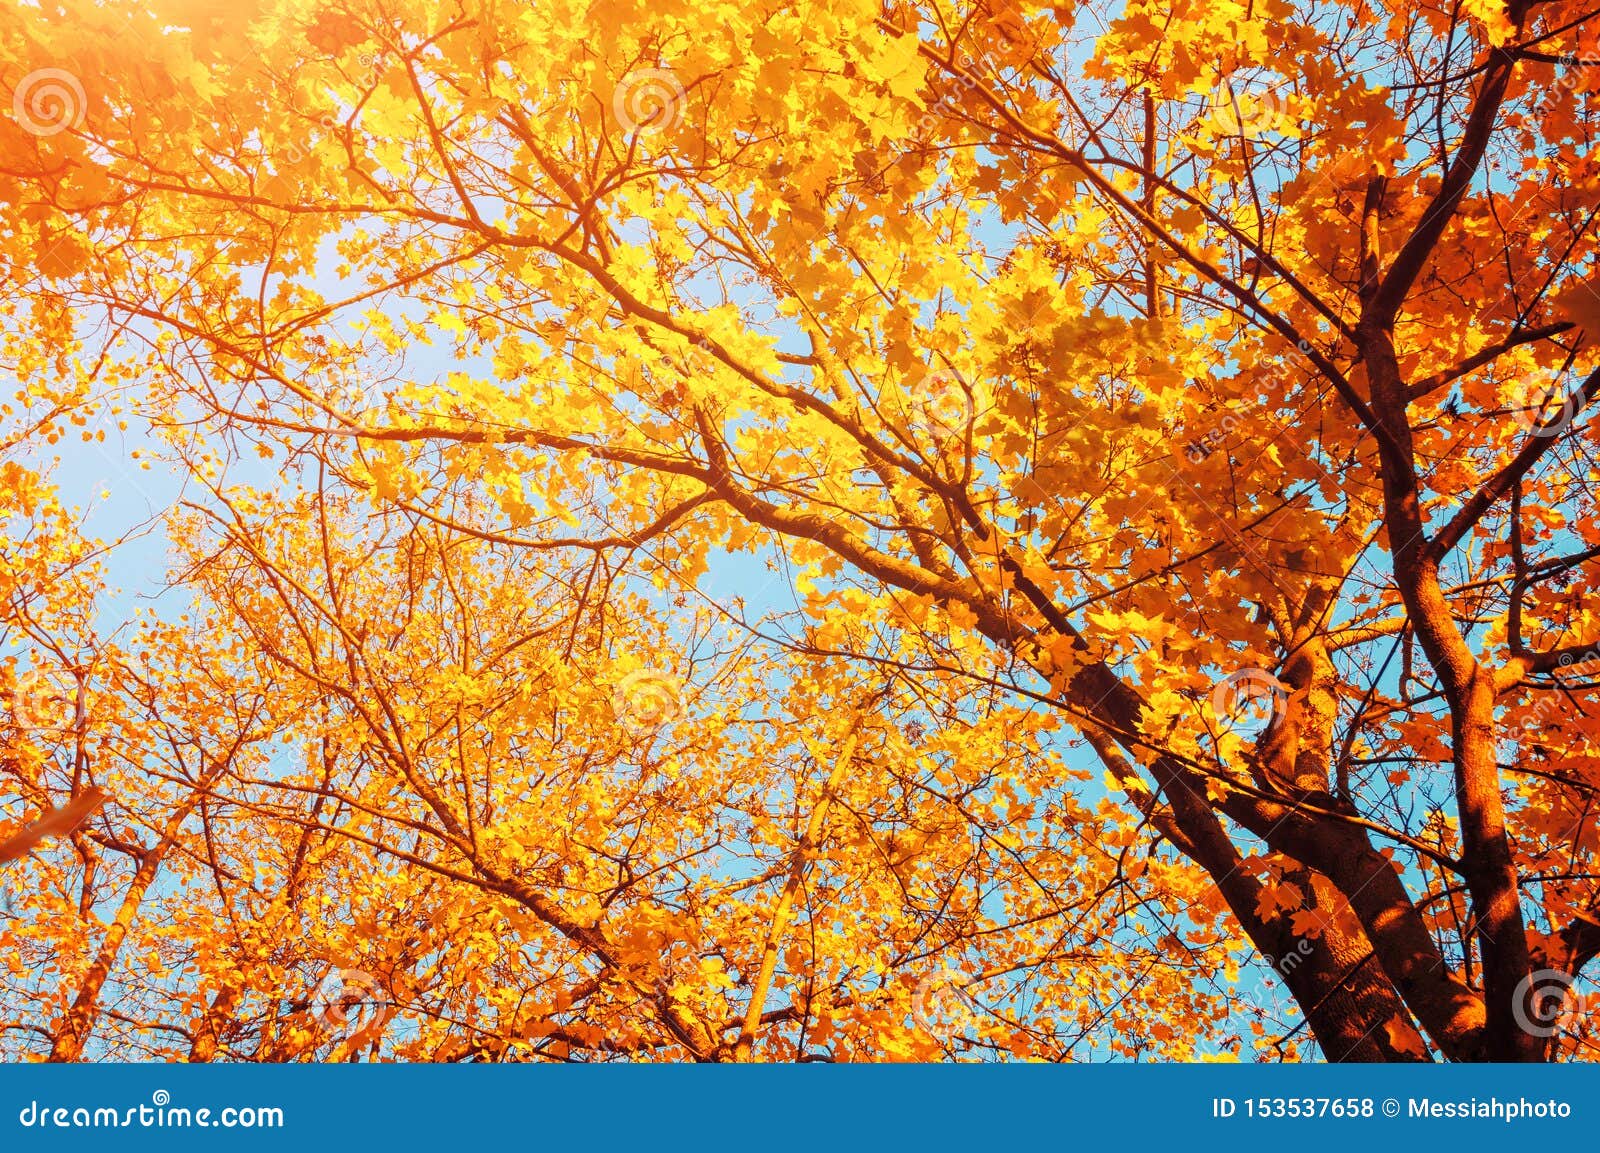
[{"left": 1358, "top": 322, "right": 1537, "bottom": 1061}]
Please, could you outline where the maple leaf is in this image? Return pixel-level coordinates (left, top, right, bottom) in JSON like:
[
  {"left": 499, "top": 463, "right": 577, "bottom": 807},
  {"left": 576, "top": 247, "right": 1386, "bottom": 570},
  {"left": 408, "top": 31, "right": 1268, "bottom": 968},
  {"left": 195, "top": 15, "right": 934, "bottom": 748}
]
[{"left": 1553, "top": 281, "right": 1600, "bottom": 345}]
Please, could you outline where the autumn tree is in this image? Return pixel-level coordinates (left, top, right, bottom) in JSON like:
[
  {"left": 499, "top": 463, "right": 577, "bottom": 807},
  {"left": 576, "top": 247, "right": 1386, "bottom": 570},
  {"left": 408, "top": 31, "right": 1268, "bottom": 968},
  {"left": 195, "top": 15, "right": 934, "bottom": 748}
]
[{"left": 6, "top": 0, "right": 1600, "bottom": 1061}]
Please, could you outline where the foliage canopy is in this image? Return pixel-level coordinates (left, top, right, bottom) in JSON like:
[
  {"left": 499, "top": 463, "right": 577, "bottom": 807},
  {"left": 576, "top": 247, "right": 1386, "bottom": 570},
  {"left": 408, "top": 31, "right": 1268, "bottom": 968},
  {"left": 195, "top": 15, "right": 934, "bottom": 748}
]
[{"left": 3, "top": 0, "right": 1600, "bottom": 1061}]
